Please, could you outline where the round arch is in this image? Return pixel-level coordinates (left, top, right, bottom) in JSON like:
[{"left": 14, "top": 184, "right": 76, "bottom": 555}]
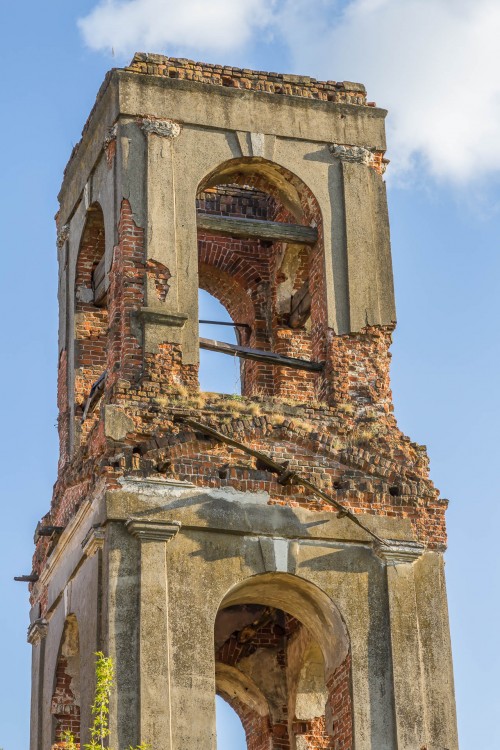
[
  {"left": 197, "top": 156, "right": 323, "bottom": 226},
  {"left": 216, "top": 662, "right": 270, "bottom": 718},
  {"left": 196, "top": 157, "right": 327, "bottom": 400},
  {"left": 198, "top": 261, "right": 256, "bottom": 341},
  {"left": 215, "top": 652, "right": 273, "bottom": 750},
  {"left": 218, "top": 572, "right": 349, "bottom": 676},
  {"left": 51, "top": 614, "right": 81, "bottom": 748}
]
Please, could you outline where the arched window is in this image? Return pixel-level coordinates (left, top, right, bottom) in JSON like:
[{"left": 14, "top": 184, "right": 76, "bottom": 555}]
[
  {"left": 196, "top": 161, "right": 325, "bottom": 402},
  {"left": 74, "top": 203, "right": 108, "bottom": 442},
  {"left": 51, "top": 616, "right": 81, "bottom": 748},
  {"left": 199, "top": 289, "right": 241, "bottom": 395},
  {"left": 216, "top": 694, "right": 246, "bottom": 749},
  {"left": 214, "top": 574, "right": 354, "bottom": 750}
]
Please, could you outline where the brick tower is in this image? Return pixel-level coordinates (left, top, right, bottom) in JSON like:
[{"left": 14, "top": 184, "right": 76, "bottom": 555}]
[{"left": 27, "top": 54, "right": 458, "bottom": 750}]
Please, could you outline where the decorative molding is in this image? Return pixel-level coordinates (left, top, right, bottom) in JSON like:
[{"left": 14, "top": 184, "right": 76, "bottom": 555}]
[
  {"left": 126, "top": 519, "right": 182, "bottom": 543},
  {"left": 330, "top": 143, "right": 375, "bottom": 166},
  {"left": 82, "top": 525, "right": 106, "bottom": 557},
  {"left": 27, "top": 618, "right": 49, "bottom": 645},
  {"left": 139, "top": 307, "right": 188, "bottom": 328},
  {"left": 38, "top": 499, "right": 93, "bottom": 589},
  {"left": 142, "top": 118, "right": 181, "bottom": 138},
  {"left": 84, "top": 181, "right": 91, "bottom": 210},
  {"left": 119, "top": 476, "right": 196, "bottom": 491},
  {"left": 57, "top": 224, "right": 70, "bottom": 249},
  {"left": 375, "top": 539, "right": 425, "bottom": 565}
]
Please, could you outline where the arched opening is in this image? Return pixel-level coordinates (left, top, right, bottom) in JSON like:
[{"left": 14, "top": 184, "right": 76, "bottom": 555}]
[
  {"left": 214, "top": 574, "right": 353, "bottom": 750},
  {"left": 199, "top": 289, "right": 242, "bottom": 395},
  {"left": 196, "top": 159, "right": 326, "bottom": 402},
  {"left": 51, "top": 615, "right": 81, "bottom": 749},
  {"left": 74, "top": 203, "right": 108, "bottom": 442},
  {"left": 216, "top": 694, "right": 247, "bottom": 749}
]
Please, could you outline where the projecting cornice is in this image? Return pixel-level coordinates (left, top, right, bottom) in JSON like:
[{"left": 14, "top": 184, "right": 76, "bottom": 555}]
[{"left": 126, "top": 519, "right": 182, "bottom": 542}]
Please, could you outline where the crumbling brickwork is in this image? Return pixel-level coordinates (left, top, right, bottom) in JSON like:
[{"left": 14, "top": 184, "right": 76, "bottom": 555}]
[
  {"left": 74, "top": 205, "right": 108, "bottom": 443},
  {"left": 46, "top": 184, "right": 447, "bottom": 589},
  {"left": 28, "top": 54, "right": 458, "bottom": 750},
  {"left": 51, "top": 657, "right": 81, "bottom": 749},
  {"left": 50, "top": 617, "right": 81, "bottom": 749},
  {"left": 326, "top": 654, "right": 353, "bottom": 750},
  {"left": 126, "top": 53, "right": 368, "bottom": 105}
]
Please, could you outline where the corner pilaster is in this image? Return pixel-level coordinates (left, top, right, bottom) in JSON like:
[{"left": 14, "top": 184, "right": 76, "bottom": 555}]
[
  {"left": 28, "top": 619, "right": 49, "bottom": 750},
  {"left": 376, "top": 540, "right": 427, "bottom": 749},
  {"left": 126, "top": 519, "right": 181, "bottom": 748}
]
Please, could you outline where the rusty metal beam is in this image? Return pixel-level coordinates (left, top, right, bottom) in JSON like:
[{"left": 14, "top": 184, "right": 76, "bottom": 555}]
[
  {"left": 199, "top": 337, "right": 323, "bottom": 372},
  {"left": 177, "top": 417, "right": 387, "bottom": 547}
]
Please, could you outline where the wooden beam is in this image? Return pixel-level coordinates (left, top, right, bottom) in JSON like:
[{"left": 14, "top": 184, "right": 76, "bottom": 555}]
[
  {"left": 92, "top": 255, "right": 107, "bottom": 306},
  {"left": 199, "top": 337, "right": 323, "bottom": 372},
  {"left": 289, "top": 279, "right": 312, "bottom": 328},
  {"left": 81, "top": 371, "right": 107, "bottom": 423},
  {"left": 197, "top": 213, "right": 318, "bottom": 246}
]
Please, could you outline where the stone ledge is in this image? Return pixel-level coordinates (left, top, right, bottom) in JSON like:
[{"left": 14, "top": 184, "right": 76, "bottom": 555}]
[
  {"left": 375, "top": 539, "right": 425, "bottom": 565},
  {"left": 139, "top": 307, "right": 188, "bottom": 327},
  {"left": 126, "top": 518, "right": 182, "bottom": 542},
  {"left": 81, "top": 525, "right": 106, "bottom": 557},
  {"left": 27, "top": 618, "right": 49, "bottom": 645}
]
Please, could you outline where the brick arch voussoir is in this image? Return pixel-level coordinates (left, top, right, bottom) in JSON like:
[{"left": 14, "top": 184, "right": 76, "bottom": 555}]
[
  {"left": 197, "top": 157, "right": 323, "bottom": 228},
  {"left": 142, "top": 418, "right": 338, "bottom": 471},
  {"left": 217, "top": 688, "right": 272, "bottom": 750},
  {"left": 198, "top": 261, "right": 257, "bottom": 331},
  {"left": 138, "top": 414, "right": 430, "bottom": 490}
]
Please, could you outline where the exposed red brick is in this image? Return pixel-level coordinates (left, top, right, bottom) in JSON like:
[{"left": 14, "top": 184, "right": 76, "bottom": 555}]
[
  {"left": 126, "top": 54, "right": 368, "bottom": 106},
  {"left": 51, "top": 656, "right": 80, "bottom": 749}
]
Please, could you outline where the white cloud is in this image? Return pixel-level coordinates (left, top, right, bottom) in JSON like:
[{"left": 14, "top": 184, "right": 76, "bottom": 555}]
[
  {"left": 78, "top": 0, "right": 275, "bottom": 57},
  {"left": 79, "top": 0, "right": 500, "bottom": 182},
  {"left": 277, "top": 0, "right": 500, "bottom": 183}
]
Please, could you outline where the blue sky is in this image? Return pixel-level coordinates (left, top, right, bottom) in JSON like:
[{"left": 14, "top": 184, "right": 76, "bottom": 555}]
[{"left": 1, "top": 1, "right": 499, "bottom": 748}]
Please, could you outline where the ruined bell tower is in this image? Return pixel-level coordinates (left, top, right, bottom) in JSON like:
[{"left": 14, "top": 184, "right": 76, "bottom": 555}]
[{"left": 28, "top": 54, "right": 458, "bottom": 750}]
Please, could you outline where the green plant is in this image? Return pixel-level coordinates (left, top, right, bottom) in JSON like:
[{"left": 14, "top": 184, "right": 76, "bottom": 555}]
[
  {"left": 86, "top": 652, "right": 113, "bottom": 750},
  {"left": 60, "top": 732, "right": 77, "bottom": 750},
  {"left": 62, "top": 653, "right": 150, "bottom": 750}
]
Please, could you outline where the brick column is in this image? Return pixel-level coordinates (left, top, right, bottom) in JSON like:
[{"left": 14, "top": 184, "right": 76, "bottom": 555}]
[{"left": 126, "top": 519, "right": 181, "bottom": 749}]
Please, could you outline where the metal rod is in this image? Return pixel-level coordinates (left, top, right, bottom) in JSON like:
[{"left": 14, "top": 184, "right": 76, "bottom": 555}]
[
  {"left": 199, "top": 337, "right": 324, "bottom": 372},
  {"left": 178, "top": 417, "right": 387, "bottom": 547},
  {"left": 199, "top": 320, "right": 251, "bottom": 330}
]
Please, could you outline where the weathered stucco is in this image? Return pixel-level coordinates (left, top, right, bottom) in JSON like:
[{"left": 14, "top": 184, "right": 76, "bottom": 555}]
[{"left": 30, "top": 54, "right": 457, "bottom": 750}]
